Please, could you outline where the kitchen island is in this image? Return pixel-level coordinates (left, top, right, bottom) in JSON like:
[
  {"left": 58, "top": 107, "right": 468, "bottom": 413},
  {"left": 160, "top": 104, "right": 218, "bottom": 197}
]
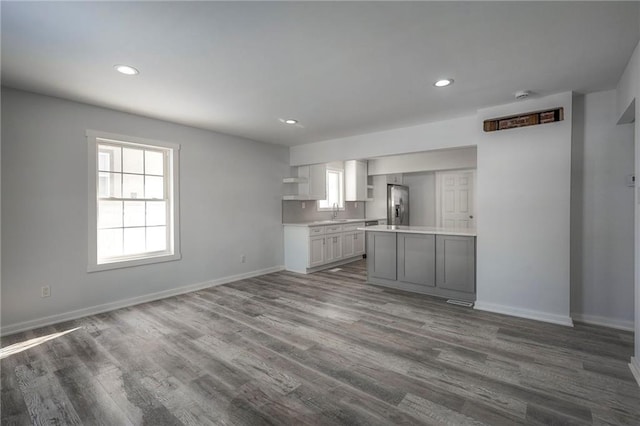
[{"left": 360, "top": 225, "right": 477, "bottom": 302}]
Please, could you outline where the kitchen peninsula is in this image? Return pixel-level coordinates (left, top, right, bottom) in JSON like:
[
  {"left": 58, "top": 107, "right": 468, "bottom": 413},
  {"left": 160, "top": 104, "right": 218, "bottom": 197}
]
[{"left": 361, "top": 225, "right": 477, "bottom": 302}]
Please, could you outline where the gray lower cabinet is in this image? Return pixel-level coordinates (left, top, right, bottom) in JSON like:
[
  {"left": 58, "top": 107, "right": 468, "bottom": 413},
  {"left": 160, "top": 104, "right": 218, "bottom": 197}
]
[
  {"left": 367, "top": 232, "right": 397, "bottom": 280},
  {"left": 397, "top": 233, "right": 435, "bottom": 287},
  {"left": 436, "top": 235, "right": 476, "bottom": 294},
  {"left": 366, "top": 231, "right": 476, "bottom": 301}
]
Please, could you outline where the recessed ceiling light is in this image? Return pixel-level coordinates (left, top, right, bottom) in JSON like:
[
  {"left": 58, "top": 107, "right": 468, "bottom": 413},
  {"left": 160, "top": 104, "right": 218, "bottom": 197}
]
[
  {"left": 434, "top": 79, "right": 453, "bottom": 87},
  {"left": 114, "top": 64, "right": 139, "bottom": 75},
  {"left": 280, "top": 118, "right": 298, "bottom": 125}
]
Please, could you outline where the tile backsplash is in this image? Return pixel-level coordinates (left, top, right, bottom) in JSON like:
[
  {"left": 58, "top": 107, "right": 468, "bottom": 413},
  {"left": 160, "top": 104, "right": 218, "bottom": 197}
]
[{"left": 282, "top": 201, "right": 365, "bottom": 223}]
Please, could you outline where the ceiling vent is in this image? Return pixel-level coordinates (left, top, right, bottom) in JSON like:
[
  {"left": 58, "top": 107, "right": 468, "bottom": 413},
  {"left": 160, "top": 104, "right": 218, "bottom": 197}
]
[{"left": 515, "top": 90, "right": 531, "bottom": 100}]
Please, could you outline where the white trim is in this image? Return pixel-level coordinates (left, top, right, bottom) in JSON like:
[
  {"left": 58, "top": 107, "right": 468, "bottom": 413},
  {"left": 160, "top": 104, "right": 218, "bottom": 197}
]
[
  {"left": 1, "top": 265, "right": 284, "bottom": 337},
  {"left": 571, "top": 313, "right": 634, "bottom": 332},
  {"left": 474, "top": 300, "right": 574, "bottom": 327},
  {"left": 629, "top": 357, "right": 640, "bottom": 387},
  {"left": 86, "top": 130, "right": 181, "bottom": 272}
]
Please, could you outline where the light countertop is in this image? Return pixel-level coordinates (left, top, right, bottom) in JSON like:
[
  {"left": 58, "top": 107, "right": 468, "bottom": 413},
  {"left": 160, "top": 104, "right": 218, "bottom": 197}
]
[
  {"left": 283, "top": 218, "right": 368, "bottom": 227},
  {"left": 359, "top": 225, "right": 476, "bottom": 237}
]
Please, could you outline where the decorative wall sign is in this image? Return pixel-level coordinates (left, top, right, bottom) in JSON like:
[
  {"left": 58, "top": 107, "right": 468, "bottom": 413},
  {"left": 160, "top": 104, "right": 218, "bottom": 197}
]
[{"left": 483, "top": 107, "right": 564, "bottom": 132}]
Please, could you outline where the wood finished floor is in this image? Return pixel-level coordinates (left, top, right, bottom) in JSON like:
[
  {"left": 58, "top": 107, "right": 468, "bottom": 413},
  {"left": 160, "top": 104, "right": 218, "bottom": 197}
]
[{"left": 2, "top": 260, "right": 639, "bottom": 425}]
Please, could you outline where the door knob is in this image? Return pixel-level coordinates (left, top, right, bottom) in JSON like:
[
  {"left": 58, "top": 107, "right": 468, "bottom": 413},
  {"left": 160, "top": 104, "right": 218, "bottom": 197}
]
[{"left": 469, "top": 215, "right": 474, "bottom": 219}]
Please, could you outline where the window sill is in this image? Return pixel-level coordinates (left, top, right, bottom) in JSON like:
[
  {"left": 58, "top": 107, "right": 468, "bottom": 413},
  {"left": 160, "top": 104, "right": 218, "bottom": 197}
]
[
  {"left": 317, "top": 207, "right": 346, "bottom": 212},
  {"left": 87, "top": 252, "right": 181, "bottom": 273}
]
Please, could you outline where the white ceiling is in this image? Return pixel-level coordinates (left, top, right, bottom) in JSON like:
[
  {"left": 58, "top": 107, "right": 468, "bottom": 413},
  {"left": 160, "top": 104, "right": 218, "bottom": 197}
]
[{"left": 2, "top": 2, "right": 638, "bottom": 146}]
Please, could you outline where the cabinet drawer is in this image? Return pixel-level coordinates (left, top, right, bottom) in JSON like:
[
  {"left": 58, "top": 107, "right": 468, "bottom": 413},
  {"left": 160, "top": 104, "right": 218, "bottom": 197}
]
[
  {"left": 342, "top": 222, "right": 364, "bottom": 231},
  {"left": 309, "top": 226, "right": 325, "bottom": 236},
  {"left": 325, "top": 225, "right": 343, "bottom": 234}
]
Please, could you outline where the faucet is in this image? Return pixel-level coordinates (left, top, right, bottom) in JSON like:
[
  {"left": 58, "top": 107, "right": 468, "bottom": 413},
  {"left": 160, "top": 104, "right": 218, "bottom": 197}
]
[{"left": 332, "top": 203, "right": 338, "bottom": 219}]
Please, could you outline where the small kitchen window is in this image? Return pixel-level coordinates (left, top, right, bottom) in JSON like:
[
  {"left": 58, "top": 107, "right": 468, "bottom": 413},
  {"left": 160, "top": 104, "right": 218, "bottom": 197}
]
[
  {"left": 318, "top": 167, "right": 345, "bottom": 211},
  {"left": 87, "top": 130, "right": 181, "bottom": 272}
]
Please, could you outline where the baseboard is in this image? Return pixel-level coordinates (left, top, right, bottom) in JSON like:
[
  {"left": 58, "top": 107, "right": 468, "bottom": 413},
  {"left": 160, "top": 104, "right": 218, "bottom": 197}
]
[
  {"left": 1, "top": 265, "right": 285, "bottom": 337},
  {"left": 571, "top": 313, "right": 634, "bottom": 332},
  {"left": 630, "top": 357, "right": 640, "bottom": 387},
  {"left": 474, "top": 301, "right": 574, "bottom": 327}
]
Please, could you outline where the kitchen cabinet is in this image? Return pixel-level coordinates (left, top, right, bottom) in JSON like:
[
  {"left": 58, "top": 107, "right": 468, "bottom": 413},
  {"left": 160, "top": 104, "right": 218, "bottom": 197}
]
[
  {"left": 283, "top": 221, "right": 365, "bottom": 273},
  {"left": 345, "top": 160, "right": 368, "bottom": 201},
  {"left": 397, "top": 233, "right": 436, "bottom": 287},
  {"left": 325, "top": 233, "right": 343, "bottom": 263},
  {"left": 343, "top": 230, "right": 365, "bottom": 258},
  {"left": 309, "top": 235, "right": 325, "bottom": 267},
  {"left": 436, "top": 235, "right": 475, "bottom": 293},
  {"left": 367, "top": 231, "right": 397, "bottom": 281},
  {"left": 365, "top": 229, "right": 476, "bottom": 301},
  {"left": 282, "top": 164, "right": 326, "bottom": 200}
]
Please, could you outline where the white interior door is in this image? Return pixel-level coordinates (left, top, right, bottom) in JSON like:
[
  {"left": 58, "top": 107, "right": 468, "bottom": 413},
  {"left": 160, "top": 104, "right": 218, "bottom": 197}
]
[{"left": 437, "top": 170, "right": 476, "bottom": 228}]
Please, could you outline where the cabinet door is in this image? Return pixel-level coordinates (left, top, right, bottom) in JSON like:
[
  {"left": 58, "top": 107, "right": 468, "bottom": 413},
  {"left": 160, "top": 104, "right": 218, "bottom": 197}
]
[
  {"left": 343, "top": 232, "right": 355, "bottom": 257},
  {"left": 353, "top": 231, "right": 365, "bottom": 255},
  {"left": 367, "top": 232, "right": 396, "bottom": 280},
  {"left": 308, "top": 164, "right": 327, "bottom": 200},
  {"left": 436, "top": 235, "right": 475, "bottom": 293},
  {"left": 345, "top": 160, "right": 368, "bottom": 201},
  {"left": 397, "top": 233, "right": 435, "bottom": 287},
  {"left": 326, "top": 234, "right": 343, "bottom": 263},
  {"left": 309, "top": 236, "right": 325, "bottom": 267}
]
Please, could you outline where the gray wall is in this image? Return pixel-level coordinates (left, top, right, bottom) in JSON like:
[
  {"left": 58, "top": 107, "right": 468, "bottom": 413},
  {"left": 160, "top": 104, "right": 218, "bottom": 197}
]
[
  {"left": 403, "top": 172, "right": 436, "bottom": 226},
  {"left": 571, "top": 90, "right": 635, "bottom": 329},
  {"left": 282, "top": 201, "right": 364, "bottom": 223},
  {"left": 1, "top": 88, "right": 289, "bottom": 331},
  {"left": 475, "top": 91, "right": 573, "bottom": 325}
]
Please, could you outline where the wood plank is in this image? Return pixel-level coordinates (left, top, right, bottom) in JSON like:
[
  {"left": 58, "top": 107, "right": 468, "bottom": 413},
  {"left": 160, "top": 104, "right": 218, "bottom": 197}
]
[{"left": 2, "top": 259, "right": 639, "bottom": 425}]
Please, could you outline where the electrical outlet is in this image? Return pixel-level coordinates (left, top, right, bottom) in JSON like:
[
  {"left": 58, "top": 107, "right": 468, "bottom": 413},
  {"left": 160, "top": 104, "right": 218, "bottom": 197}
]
[
  {"left": 301, "top": 202, "right": 306, "bottom": 209},
  {"left": 241, "top": 254, "right": 246, "bottom": 263},
  {"left": 41, "top": 285, "right": 51, "bottom": 298}
]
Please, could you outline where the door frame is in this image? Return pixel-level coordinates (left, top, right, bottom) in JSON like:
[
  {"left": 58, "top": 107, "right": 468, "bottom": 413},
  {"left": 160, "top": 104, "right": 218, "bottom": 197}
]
[{"left": 435, "top": 169, "right": 477, "bottom": 228}]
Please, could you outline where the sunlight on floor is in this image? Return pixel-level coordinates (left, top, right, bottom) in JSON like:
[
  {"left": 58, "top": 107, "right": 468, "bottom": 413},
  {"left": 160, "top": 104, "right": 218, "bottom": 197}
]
[{"left": 0, "top": 327, "right": 81, "bottom": 359}]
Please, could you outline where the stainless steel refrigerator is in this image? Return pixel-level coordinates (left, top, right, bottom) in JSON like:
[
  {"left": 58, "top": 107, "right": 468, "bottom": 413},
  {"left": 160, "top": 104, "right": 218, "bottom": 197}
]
[{"left": 387, "top": 184, "right": 409, "bottom": 226}]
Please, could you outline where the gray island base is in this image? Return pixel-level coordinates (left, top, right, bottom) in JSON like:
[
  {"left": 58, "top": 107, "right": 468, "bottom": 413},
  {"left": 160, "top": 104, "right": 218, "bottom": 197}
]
[{"left": 361, "top": 225, "right": 476, "bottom": 302}]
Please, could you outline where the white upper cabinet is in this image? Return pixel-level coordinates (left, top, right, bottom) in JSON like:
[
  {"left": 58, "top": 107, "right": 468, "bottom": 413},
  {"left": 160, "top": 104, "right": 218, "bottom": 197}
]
[
  {"left": 345, "top": 160, "right": 368, "bottom": 201},
  {"left": 283, "top": 164, "right": 327, "bottom": 200}
]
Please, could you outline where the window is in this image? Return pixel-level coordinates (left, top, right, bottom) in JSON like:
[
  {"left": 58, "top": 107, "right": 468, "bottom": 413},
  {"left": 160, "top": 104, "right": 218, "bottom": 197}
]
[
  {"left": 318, "top": 167, "right": 345, "bottom": 211},
  {"left": 87, "top": 130, "right": 180, "bottom": 271}
]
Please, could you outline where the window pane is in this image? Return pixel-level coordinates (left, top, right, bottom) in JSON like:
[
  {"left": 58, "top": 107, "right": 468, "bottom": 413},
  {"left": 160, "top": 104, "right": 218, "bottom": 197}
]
[
  {"left": 98, "top": 228, "right": 123, "bottom": 258},
  {"left": 145, "top": 151, "right": 164, "bottom": 176},
  {"left": 123, "top": 227, "right": 146, "bottom": 255},
  {"left": 124, "top": 201, "right": 145, "bottom": 227},
  {"left": 123, "top": 147, "right": 144, "bottom": 174},
  {"left": 145, "top": 176, "right": 164, "bottom": 199},
  {"left": 122, "top": 174, "right": 144, "bottom": 199},
  {"left": 147, "top": 226, "right": 167, "bottom": 252},
  {"left": 327, "top": 171, "right": 339, "bottom": 206},
  {"left": 98, "top": 145, "right": 121, "bottom": 172},
  {"left": 146, "top": 201, "right": 166, "bottom": 226},
  {"left": 98, "top": 172, "right": 122, "bottom": 198},
  {"left": 98, "top": 200, "right": 123, "bottom": 229}
]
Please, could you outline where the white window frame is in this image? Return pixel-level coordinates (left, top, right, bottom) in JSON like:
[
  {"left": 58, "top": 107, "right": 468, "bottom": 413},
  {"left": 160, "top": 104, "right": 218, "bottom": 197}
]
[
  {"left": 87, "top": 130, "right": 181, "bottom": 272},
  {"left": 317, "top": 167, "right": 345, "bottom": 211}
]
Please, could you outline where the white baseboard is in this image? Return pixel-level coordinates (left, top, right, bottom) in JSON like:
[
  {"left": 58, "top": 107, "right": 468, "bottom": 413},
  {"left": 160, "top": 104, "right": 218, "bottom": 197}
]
[
  {"left": 630, "top": 357, "right": 640, "bottom": 387},
  {"left": 571, "top": 313, "right": 634, "bottom": 332},
  {"left": 1, "top": 265, "right": 285, "bottom": 337},
  {"left": 474, "top": 301, "right": 574, "bottom": 327}
]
